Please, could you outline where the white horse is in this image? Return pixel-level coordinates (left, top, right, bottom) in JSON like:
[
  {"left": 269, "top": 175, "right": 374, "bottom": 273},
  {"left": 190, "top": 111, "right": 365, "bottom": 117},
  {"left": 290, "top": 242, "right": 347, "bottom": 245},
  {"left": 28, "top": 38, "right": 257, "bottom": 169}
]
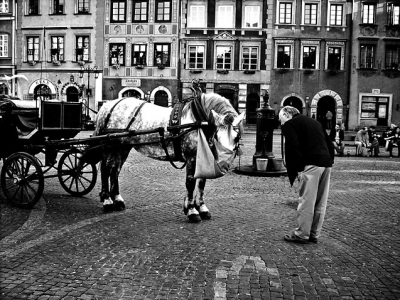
[{"left": 93, "top": 92, "right": 245, "bottom": 222}]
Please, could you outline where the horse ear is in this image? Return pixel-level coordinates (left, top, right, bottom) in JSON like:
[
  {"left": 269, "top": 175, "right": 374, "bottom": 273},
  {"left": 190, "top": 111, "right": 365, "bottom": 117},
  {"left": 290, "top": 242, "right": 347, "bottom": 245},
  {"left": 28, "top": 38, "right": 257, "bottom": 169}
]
[
  {"left": 232, "top": 111, "right": 246, "bottom": 126},
  {"left": 211, "top": 110, "right": 225, "bottom": 125}
]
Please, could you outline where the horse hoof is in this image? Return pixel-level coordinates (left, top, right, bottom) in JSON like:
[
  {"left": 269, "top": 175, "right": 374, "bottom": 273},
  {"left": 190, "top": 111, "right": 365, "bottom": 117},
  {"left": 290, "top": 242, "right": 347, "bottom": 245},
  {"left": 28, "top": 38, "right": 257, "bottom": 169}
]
[
  {"left": 103, "top": 204, "right": 114, "bottom": 213},
  {"left": 114, "top": 201, "right": 125, "bottom": 211},
  {"left": 200, "top": 211, "right": 211, "bottom": 220},
  {"left": 188, "top": 214, "right": 202, "bottom": 223}
]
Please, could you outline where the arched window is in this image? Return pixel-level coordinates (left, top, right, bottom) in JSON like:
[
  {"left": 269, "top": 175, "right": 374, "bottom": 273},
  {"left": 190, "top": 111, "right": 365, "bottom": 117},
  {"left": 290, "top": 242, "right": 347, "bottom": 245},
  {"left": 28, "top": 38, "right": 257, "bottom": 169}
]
[
  {"left": 122, "top": 89, "right": 141, "bottom": 98},
  {"left": 0, "top": 83, "right": 8, "bottom": 95},
  {"left": 154, "top": 90, "right": 168, "bottom": 107},
  {"left": 34, "top": 84, "right": 52, "bottom": 100}
]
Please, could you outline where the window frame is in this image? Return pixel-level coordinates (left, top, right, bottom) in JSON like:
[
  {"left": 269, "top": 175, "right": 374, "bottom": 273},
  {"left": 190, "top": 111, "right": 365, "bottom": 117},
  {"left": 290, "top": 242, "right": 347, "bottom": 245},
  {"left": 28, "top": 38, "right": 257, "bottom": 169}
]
[
  {"left": 215, "top": 44, "right": 233, "bottom": 70},
  {"left": 154, "top": 43, "right": 171, "bottom": 67},
  {"left": 0, "top": 34, "right": 8, "bottom": 57},
  {"left": 131, "top": 43, "right": 147, "bottom": 66},
  {"left": 27, "top": 0, "right": 40, "bottom": 15},
  {"left": 0, "top": 0, "right": 9, "bottom": 13},
  {"left": 132, "top": 0, "right": 148, "bottom": 23},
  {"left": 359, "top": 43, "right": 376, "bottom": 69},
  {"left": 109, "top": 43, "right": 126, "bottom": 66},
  {"left": 110, "top": 0, "right": 127, "bottom": 23},
  {"left": 274, "top": 39, "right": 294, "bottom": 69},
  {"left": 387, "top": 3, "right": 400, "bottom": 26},
  {"left": 243, "top": 4, "right": 262, "bottom": 29},
  {"left": 384, "top": 44, "right": 400, "bottom": 70},
  {"left": 75, "top": 35, "right": 90, "bottom": 62},
  {"left": 51, "top": 0, "right": 64, "bottom": 15},
  {"left": 76, "top": 0, "right": 90, "bottom": 14},
  {"left": 155, "top": 0, "right": 171, "bottom": 23},
  {"left": 26, "top": 36, "right": 40, "bottom": 62},
  {"left": 187, "top": 4, "right": 206, "bottom": 28},
  {"left": 300, "top": 40, "right": 320, "bottom": 70},
  {"left": 240, "top": 45, "right": 259, "bottom": 70},
  {"left": 50, "top": 36, "right": 65, "bottom": 62},
  {"left": 325, "top": 41, "right": 345, "bottom": 71},
  {"left": 328, "top": 2, "right": 344, "bottom": 26},
  {"left": 361, "top": 3, "right": 376, "bottom": 25},
  {"left": 216, "top": 3, "right": 235, "bottom": 28},
  {"left": 302, "top": 2, "right": 319, "bottom": 26},
  {"left": 276, "top": 0, "right": 295, "bottom": 25},
  {"left": 187, "top": 44, "right": 206, "bottom": 70},
  {"left": 359, "top": 94, "right": 391, "bottom": 124}
]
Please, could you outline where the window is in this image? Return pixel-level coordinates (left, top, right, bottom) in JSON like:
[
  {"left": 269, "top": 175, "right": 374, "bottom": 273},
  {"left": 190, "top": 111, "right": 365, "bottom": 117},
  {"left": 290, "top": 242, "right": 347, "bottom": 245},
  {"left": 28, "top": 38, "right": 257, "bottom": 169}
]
[
  {"left": 216, "top": 5, "right": 234, "bottom": 28},
  {"left": 242, "top": 46, "right": 258, "bottom": 70},
  {"left": 27, "top": 37, "right": 40, "bottom": 61},
  {"left": 111, "top": 0, "right": 126, "bottom": 22},
  {"left": 329, "top": 4, "right": 343, "bottom": 26},
  {"left": 77, "top": 0, "right": 90, "bottom": 14},
  {"left": 385, "top": 45, "right": 400, "bottom": 70},
  {"left": 187, "top": 5, "right": 206, "bottom": 28},
  {"left": 362, "top": 4, "right": 375, "bottom": 24},
  {"left": 327, "top": 47, "right": 341, "bottom": 70},
  {"left": 360, "top": 44, "right": 375, "bottom": 69},
  {"left": 52, "top": 0, "right": 64, "bottom": 14},
  {"left": 132, "top": 44, "right": 147, "bottom": 66},
  {"left": 109, "top": 44, "right": 125, "bottom": 66},
  {"left": 304, "top": 3, "right": 318, "bottom": 25},
  {"left": 360, "top": 95, "right": 389, "bottom": 124},
  {"left": 0, "top": 0, "right": 9, "bottom": 13},
  {"left": 51, "top": 36, "right": 64, "bottom": 61},
  {"left": 278, "top": 2, "right": 293, "bottom": 24},
  {"left": 76, "top": 36, "right": 89, "bottom": 61},
  {"left": 155, "top": 0, "right": 171, "bottom": 22},
  {"left": 277, "top": 45, "right": 291, "bottom": 68},
  {"left": 244, "top": 5, "right": 261, "bottom": 28},
  {"left": 216, "top": 46, "right": 232, "bottom": 70},
  {"left": 133, "top": 1, "right": 148, "bottom": 22},
  {"left": 154, "top": 43, "right": 170, "bottom": 66},
  {"left": 28, "top": 0, "right": 39, "bottom": 15},
  {"left": 302, "top": 46, "right": 316, "bottom": 69},
  {"left": 188, "top": 45, "right": 204, "bottom": 69},
  {"left": 387, "top": 3, "right": 400, "bottom": 25},
  {"left": 0, "top": 35, "right": 7, "bottom": 57}
]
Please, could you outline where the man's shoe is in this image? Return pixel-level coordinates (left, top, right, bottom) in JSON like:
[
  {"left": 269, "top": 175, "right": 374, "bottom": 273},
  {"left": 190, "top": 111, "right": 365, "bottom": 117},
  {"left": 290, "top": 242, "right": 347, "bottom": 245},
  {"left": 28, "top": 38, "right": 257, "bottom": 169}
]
[
  {"left": 309, "top": 236, "right": 318, "bottom": 243},
  {"left": 284, "top": 233, "right": 309, "bottom": 244}
]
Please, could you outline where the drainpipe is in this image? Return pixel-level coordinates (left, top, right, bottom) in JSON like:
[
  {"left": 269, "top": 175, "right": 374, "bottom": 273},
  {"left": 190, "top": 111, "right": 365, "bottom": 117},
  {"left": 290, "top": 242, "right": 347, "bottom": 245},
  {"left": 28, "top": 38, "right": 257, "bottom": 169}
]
[
  {"left": 176, "top": 0, "right": 182, "bottom": 102},
  {"left": 345, "top": 0, "right": 354, "bottom": 131}
]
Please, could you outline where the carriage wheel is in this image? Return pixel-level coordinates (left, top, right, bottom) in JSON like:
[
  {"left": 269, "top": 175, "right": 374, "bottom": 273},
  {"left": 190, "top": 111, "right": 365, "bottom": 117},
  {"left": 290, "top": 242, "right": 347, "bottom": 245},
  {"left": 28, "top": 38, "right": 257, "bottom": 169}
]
[
  {"left": 58, "top": 149, "right": 97, "bottom": 196},
  {"left": 1, "top": 152, "right": 44, "bottom": 209}
]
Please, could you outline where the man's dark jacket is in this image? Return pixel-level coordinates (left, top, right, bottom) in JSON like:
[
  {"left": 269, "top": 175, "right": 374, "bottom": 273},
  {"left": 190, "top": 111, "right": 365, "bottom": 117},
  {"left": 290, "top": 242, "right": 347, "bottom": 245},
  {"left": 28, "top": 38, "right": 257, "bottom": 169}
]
[
  {"left": 329, "top": 128, "right": 345, "bottom": 142},
  {"left": 282, "top": 114, "right": 335, "bottom": 185}
]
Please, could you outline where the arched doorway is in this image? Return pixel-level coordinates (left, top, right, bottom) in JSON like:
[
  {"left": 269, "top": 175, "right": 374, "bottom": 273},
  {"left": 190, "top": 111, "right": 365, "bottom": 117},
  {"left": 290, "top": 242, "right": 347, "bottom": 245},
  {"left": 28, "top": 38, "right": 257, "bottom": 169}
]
[
  {"left": 0, "top": 83, "right": 9, "bottom": 95},
  {"left": 246, "top": 93, "right": 259, "bottom": 124},
  {"left": 122, "top": 89, "right": 141, "bottom": 98},
  {"left": 154, "top": 90, "right": 168, "bottom": 107},
  {"left": 34, "top": 84, "right": 52, "bottom": 100},
  {"left": 283, "top": 96, "right": 303, "bottom": 113},
  {"left": 317, "top": 96, "right": 336, "bottom": 130},
  {"left": 66, "top": 87, "right": 79, "bottom": 102}
]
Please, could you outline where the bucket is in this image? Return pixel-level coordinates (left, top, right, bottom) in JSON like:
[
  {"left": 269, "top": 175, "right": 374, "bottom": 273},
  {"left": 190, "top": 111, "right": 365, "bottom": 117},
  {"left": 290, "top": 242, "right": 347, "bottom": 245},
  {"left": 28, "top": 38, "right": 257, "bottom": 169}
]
[
  {"left": 271, "top": 158, "right": 285, "bottom": 171},
  {"left": 256, "top": 158, "right": 268, "bottom": 171}
]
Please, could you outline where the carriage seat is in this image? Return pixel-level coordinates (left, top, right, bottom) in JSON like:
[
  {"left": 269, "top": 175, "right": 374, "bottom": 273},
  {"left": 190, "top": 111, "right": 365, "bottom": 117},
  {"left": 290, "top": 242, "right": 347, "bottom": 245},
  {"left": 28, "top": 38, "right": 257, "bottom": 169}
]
[{"left": 5, "top": 99, "right": 39, "bottom": 137}]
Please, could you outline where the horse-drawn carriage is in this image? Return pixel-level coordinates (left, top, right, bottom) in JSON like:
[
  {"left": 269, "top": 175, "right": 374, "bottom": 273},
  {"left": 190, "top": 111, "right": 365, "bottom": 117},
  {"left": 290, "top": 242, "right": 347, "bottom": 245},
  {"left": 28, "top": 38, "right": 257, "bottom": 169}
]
[{"left": 0, "top": 81, "right": 245, "bottom": 222}]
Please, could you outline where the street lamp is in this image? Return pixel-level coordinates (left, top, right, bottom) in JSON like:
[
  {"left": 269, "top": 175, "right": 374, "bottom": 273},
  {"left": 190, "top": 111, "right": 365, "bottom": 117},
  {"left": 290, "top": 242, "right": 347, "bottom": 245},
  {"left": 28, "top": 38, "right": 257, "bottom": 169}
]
[{"left": 79, "top": 65, "right": 99, "bottom": 117}]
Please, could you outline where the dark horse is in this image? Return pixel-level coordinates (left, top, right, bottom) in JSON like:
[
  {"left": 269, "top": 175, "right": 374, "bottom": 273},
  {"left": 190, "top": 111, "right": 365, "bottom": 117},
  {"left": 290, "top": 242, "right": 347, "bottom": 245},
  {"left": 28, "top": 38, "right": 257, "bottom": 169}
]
[{"left": 93, "top": 92, "right": 245, "bottom": 222}]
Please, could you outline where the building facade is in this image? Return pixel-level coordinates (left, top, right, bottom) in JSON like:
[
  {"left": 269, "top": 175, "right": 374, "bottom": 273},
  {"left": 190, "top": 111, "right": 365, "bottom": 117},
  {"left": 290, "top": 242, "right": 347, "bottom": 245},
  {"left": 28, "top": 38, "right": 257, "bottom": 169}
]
[
  {"left": 0, "top": 0, "right": 15, "bottom": 95},
  {"left": 348, "top": 0, "right": 400, "bottom": 129},
  {"left": 180, "top": 0, "right": 273, "bottom": 125},
  {"left": 101, "top": 0, "right": 180, "bottom": 109},
  {"left": 15, "top": 0, "right": 103, "bottom": 120},
  {"left": 270, "top": 0, "right": 352, "bottom": 129}
]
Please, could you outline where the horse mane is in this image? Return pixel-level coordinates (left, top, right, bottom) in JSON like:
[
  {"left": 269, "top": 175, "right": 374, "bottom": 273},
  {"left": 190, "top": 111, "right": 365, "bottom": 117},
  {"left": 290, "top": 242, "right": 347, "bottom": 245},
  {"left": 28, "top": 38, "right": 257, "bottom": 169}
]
[{"left": 200, "top": 93, "right": 238, "bottom": 118}]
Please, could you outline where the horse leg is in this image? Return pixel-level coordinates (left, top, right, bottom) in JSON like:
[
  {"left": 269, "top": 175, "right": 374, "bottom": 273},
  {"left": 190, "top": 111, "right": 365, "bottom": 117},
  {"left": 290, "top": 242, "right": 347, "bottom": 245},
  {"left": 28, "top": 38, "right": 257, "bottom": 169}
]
[
  {"left": 110, "top": 146, "right": 131, "bottom": 211},
  {"left": 195, "top": 179, "right": 211, "bottom": 220},
  {"left": 183, "top": 157, "right": 201, "bottom": 223},
  {"left": 100, "top": 149, "right": 114, "bottom": 213}
]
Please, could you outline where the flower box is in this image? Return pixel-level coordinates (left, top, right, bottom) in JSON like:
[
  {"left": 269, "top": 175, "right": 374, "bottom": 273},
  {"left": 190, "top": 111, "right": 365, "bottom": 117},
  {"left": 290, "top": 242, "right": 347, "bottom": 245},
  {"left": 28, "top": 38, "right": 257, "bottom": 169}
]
[
  {"left": 135, "top": 65, "right": 145, "bottom": 69},
  {"left": 28, "top": 61, "right": 37, "bottom": 66},
  {"left": 244, "top": 70, "right": 255, "bottom": 74},
  {"left": 157, "top": 64, "right": 165, "bottom": 70},
  {"left": 190, "top": 69, "right": 203, "bottom": 74},
  {"left": 78, "top": 61, "right": 86, "bottom": 66},
  {"left": 217, "top": 69, "right": 229, "bottom": 74},
  {"left": 53, "top": 60, "right": 61, "bottom": 66}
]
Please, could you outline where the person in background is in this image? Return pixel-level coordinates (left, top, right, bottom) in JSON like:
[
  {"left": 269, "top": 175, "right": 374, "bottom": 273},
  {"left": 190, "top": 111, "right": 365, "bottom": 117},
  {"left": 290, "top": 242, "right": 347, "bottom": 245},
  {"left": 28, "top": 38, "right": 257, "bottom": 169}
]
[
  {"left": 385, "top": 126, "right": 400, "bottom": 158},
  {"left": 329, "top": 123, "right": 345, "bottom": 156},
  {"left": 354, "top": 127, "right": 369, "bottom": 156},
  {"left": 279, "top": 106, "right": 334, "bottom": 244},
  {"left": 367, "top": 126, "right": 380, "bottom": 157},
  {"left": 326, "top": 110, "right": 333, "bottom": 129}
]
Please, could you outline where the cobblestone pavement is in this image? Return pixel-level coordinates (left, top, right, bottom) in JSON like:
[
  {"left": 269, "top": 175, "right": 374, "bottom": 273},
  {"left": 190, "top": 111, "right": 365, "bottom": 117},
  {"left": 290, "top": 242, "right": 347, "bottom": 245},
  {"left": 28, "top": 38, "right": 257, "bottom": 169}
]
[{"left": 0, "top": 130, "right": 399, "bottom": 300}]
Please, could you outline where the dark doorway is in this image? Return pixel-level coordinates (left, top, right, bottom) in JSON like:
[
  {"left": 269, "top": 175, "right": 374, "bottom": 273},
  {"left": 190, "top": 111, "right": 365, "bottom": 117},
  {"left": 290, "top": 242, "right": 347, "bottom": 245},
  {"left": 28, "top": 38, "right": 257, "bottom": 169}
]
[
  {"left": 122, "top": 89, "right": 141, "bottom": 98},
  {"left": 316, "top": 96, "right": 336, "bottom": 130},
  {"left": 246, "top": 93, "right": 260, "bottom": 125},
  {"left": 34, "top": 84, "right": 52, "bottom": 100},
  {"left": 283, "top": 96, "right": 303, "bottom": 113},
  {"left": 66, "top": 87, "right": 79, "bottom": 102},
  {"left": 154, "top": 90, "right": 169, "bottom": 107}
]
